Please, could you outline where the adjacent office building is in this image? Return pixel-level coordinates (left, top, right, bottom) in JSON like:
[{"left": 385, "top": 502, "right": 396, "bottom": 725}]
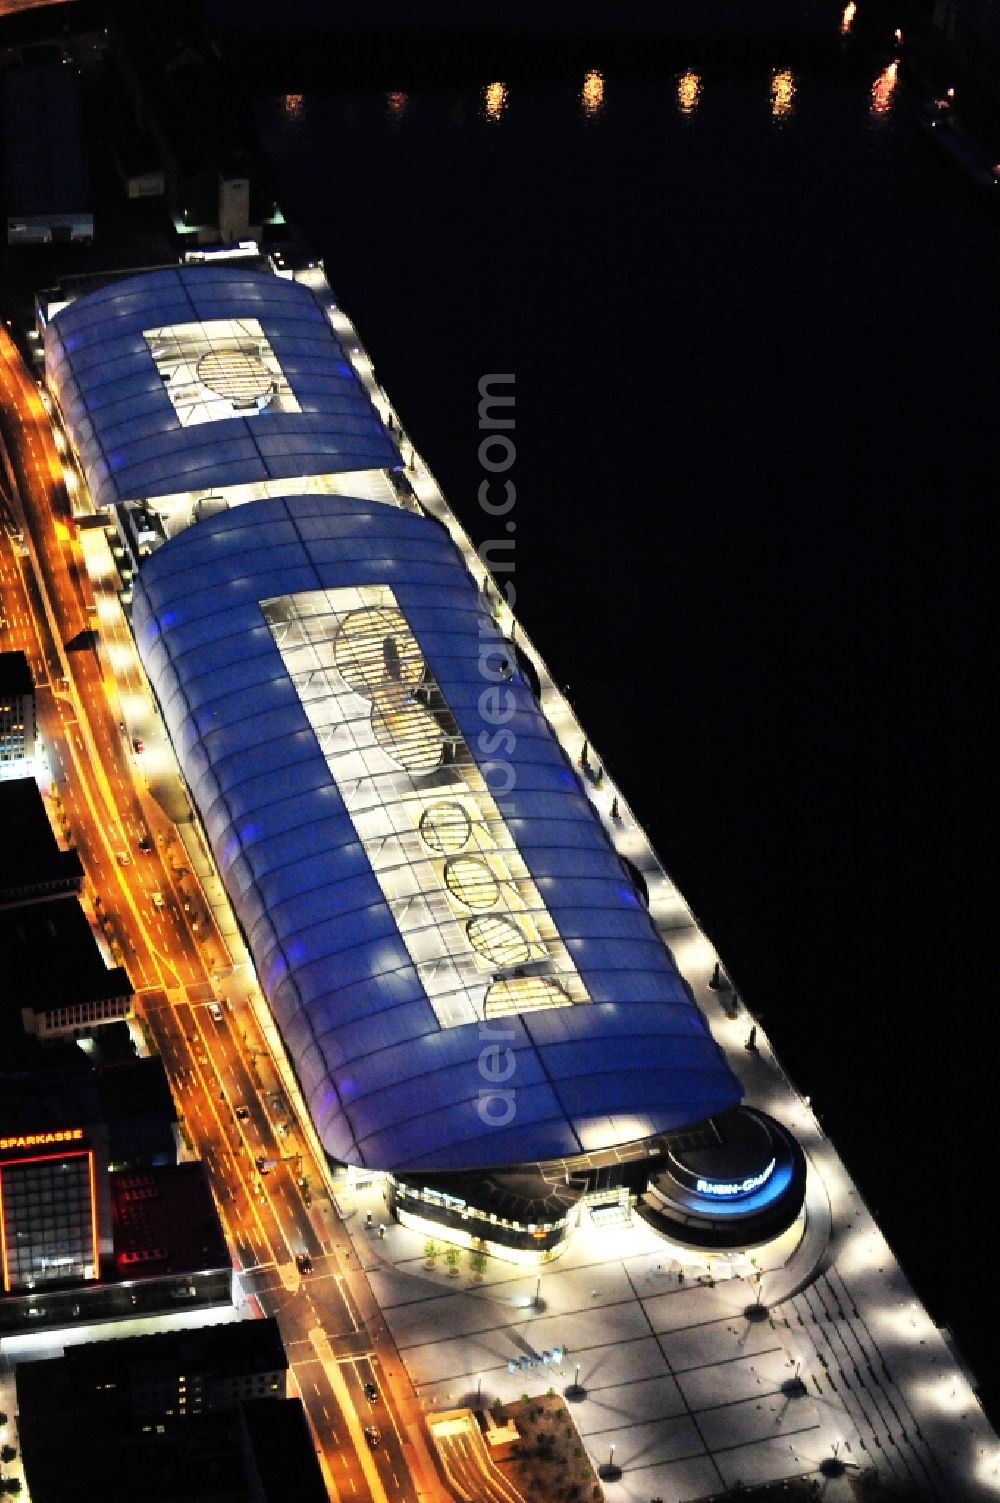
[
  {"left": 16, "top": 1318, "right": 326, "bottom": 1503},
  {"left": 0, "top": 776, "right": 84, "bottom": 908},
  {"left": 0, "top": 1058, "right": 231, "bottom": 1331},
  {"left": 2, "top": 896, "right": 134, "bottom": 1040},
  {"left": 0, "top": 650, "right": 36, "bottom": 779}
]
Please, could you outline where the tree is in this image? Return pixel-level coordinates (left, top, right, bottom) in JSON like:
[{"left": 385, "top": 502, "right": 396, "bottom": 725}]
[
  {"left": 0, "top": 1445, "right": 15, "bottom": 1463},
  {"left": 423, "top": 1238, "right": 439, "bottom": 1264}
]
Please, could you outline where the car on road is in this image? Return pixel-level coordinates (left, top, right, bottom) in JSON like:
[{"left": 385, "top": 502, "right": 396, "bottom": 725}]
[
  {"left": 364, "top": 1426, "right": 381, "bottom": 1449},
  {"left": 295, "top": 1253, "right": 312, "bottom": 1275},
  {"left": 151, "top": 891, "right": 165, "bottom": 909},
  {"left": 137, "top": 834, "right": 153, "bottom": 852},
  {"left": 256, "top": 1155, "right": 277, "bottom": 1174},
  {"left": 132, "top": 737, "right": 144, "bottom": 753},
  {"left": 208, "top": 1001, "right": 223, "bottom": 1022},
  {"left": 115, "top": 849, "right": 131, "bottom": 866},
  {"left": 234, "top": 1105, "right": 250, "bottom": 1121},
  {"left": 363, "top": 1381, "right": 378, "bottom": 1402}
]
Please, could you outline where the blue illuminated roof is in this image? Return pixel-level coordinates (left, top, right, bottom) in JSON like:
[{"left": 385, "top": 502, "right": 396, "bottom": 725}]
[
  {"left": 132, "top": 495, "right": 741, "bottom": 1172},
  {"left": 44, "top": 266, "right": 398, "bottom": 510}
]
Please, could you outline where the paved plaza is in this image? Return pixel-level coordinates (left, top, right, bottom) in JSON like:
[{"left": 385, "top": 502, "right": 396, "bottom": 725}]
[{"left": 341, "top": 1159, "right": 997, "bottom": 1502}]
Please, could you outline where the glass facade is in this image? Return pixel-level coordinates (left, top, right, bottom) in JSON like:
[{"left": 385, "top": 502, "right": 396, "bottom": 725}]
[{"left": 0, "top": 1151, "right": 98, "bottom": 1290}]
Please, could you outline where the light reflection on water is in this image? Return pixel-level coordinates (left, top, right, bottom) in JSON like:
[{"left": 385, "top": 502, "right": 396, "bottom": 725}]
[
  {"left": 770, "top": 68, "right": 797, "bottom": 122},
  {"left": 272, "top": 56, "right": 912, "bottom": 143},
  {"left": 484, "top": 80, "right": 508, "bottom": 123},
  {"left": 870, "top": 60, "right": 899, "bottom": 121},
  {"left": 677, "top": 70, "right": 702, "bottom": 119},
  {"left": 581, "top": 68, "right": 605, "bottom": 119}
]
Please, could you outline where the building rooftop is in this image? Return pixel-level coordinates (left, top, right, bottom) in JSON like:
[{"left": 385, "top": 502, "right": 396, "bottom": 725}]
[
  {"left": 0, "top": 1056, "right": 176, "bottom": 1153},
  {"left": 27, "top": 1313, "right": 286, "bottom": 1392},
  {"left": 15, "top": 1391, "right": 314, "bottom": 1503},
  {"left": 110, "top": 1161, "right": 230, "bottom": 1279},
  {"left": 0, "top": 649, "right": 33, "bottom": 695},
  {"left": 0, "top": 776, "right": 83, "bottom": 906},
  {"left": 240, "top": 1397, "right": 329, "bottom": 1503},
  {"left": 45, "top": 264, "right": 400, "bottom": 510},
  {"left": 0, "top": 895, "right": 132, "bottom": 1013},
  {"left": 132, "top": 492, "right": 741, "bottom": 1174}
]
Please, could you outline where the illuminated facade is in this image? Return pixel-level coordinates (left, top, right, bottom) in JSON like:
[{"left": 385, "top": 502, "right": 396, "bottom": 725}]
[
  {"left": 0, "top": 1131, "right": 99, "bottom": 1291},
  {"left": 0, "top": 1061, "right": 231, "bottom": 1331},
  {"left": 0, "top": 650, "right": 37, "bottom": 781}
]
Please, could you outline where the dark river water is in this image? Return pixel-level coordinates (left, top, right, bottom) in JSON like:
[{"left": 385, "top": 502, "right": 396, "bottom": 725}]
[{"left": 257, "top": 18, "right": 999, "bottom": 1416}]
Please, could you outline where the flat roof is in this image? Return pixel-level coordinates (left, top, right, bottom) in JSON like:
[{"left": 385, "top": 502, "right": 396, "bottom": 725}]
[
  {"left": 0, "top": 895, "right": 132, "bottom": 1012},
  {"left": 15, "top": 1393, "right": 321, "bottom": 1503},
  {"left": 0, "top": 1056, "right": 174, "bottom": 1140},
  {"left": 14, "top": 1392, "right": 273, "bottom": 1503},
  {"left": 0, "top": 777, "right": 84, "bottom": 901},
  {"left": 0, "top": 648, "right": 33, "bottom": 695},
  {"left": 132, "top": 493, "right": 741, "bottom": 1174},
  {"left": 110, "top": 1161, "right": 232, "bottom": 1279},
  {"left": 241, "top": 1398, "right": 330, "bottom": 1503},
  {"left": 42, "top": 1312, "right": 285, "bottom": 1387}
]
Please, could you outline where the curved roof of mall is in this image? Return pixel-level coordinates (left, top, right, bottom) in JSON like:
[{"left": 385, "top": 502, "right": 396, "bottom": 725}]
[
  {"left": 133, "top": 495, "right": 741, "bottom": 1171},
  {"left": 44, "top": 265, "right": 398, "bottom": 509},
  {"left": 51, "top": 267, "right": 742, "bottom": 1173}
]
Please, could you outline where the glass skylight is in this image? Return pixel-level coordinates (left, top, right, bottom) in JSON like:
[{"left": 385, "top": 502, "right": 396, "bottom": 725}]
[
  {"left": 144, "top": 317, "right": 300, "bottom": 427},
  {"left": 263, "top": 584, "right": 588, "bottom": 1029}
]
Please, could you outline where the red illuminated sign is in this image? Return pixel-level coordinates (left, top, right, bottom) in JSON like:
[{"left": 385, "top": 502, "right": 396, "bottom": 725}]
[{"left": 0, "top": 1128, "right": 84, "bottom": 1154}]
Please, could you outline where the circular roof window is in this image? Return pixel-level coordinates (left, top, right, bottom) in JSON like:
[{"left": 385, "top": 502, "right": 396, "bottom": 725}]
[
  {"left": 335, "top": 607, "right": 424, "bottom": 696},
  {"left": 371, "top": 693, "right": 444, "bottom": 774},
  {"left": 466, "top": 913, "right": 532, "bottom": 969},
  {"left": 419, "top": 801, "right": 472, "bottom": 855},
  {"left": 444, "top": 855, "right": 500, "bottom": 911},
  {"left": 485, "top": 975, "right": 571, "bottom": 1019},
  {"left": 196, "top": 348, "right": 274, "bottom": 404}
]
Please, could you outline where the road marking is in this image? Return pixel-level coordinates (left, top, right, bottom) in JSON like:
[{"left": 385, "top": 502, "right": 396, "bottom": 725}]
[{"left": 311, "top": 1326, "right": 388, "bottom": 1503}]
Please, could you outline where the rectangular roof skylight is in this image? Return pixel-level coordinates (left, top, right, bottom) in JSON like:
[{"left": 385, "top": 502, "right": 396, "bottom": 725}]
[
  {"left": 144, "top": 317, "right": 300, "bottom": 428},
  {"left": 263, "top": 585, "right": 588, "bottom": 1030}
]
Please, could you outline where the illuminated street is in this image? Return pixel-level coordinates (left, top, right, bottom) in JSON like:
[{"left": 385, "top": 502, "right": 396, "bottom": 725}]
[{"left": 0, "top": 322, "right": 429, "bottom": 1503}]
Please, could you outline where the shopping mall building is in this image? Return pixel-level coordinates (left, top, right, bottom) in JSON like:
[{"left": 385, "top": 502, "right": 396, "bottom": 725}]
[{"left": 40, "top": 258, "right": 805, "bottom": 1261}]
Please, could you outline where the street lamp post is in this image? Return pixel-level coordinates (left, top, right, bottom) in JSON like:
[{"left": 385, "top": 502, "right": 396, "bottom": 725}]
[
  {"left": 598, "top": 1442, "right": 622, "bottom": 1481},
  {"left": 476, "top": 1374, "right": 482, "bottom": 1409},
  {"left": 564, "top": 1362, "right": 586, "bottom": 1403}
]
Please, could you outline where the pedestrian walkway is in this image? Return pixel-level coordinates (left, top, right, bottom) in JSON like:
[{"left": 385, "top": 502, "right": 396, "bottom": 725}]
[{"left": 428, "top": 1410, "right": 526, "bottom": 1503}]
